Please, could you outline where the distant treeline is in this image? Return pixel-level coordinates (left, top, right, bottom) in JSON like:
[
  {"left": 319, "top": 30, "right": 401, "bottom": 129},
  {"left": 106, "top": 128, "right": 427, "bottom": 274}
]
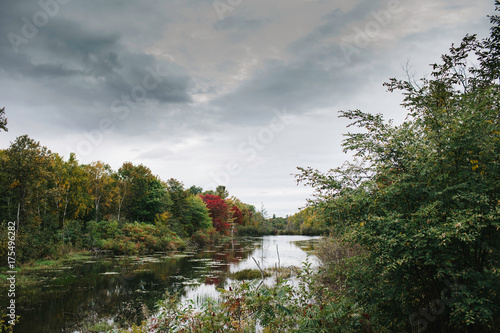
[{"left": 0, "top": 135, "right": 326, "bottom": 262}]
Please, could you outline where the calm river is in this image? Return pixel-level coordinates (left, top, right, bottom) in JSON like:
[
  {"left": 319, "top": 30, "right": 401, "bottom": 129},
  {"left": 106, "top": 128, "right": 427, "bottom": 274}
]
[{"left": 5, "top": 235, "right": 321, "bottom": 333}]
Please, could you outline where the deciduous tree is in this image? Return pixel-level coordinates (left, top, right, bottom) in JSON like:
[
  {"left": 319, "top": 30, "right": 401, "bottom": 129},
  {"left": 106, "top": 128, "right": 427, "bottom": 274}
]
[
  {"left": 297, "top": 4, "right": 500, "bottom": 331},
  {"left": 200, "top": 194, "right": 231, "bottom": 234},
  {"left": 119, "top": 162, "right": 167, "bottom": 223},
  {"left": 2, "top": 135, "right": 52, "bottom": 228},
  {"left": 84, "top": 161, "right": 113, "bottom": 221}
]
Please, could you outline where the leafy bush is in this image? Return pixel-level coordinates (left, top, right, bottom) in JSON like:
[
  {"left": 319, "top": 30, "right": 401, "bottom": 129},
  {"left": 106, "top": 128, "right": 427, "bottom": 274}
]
[
  {"left": 16, "top": 227, "right": 59, "bottom": 262},
  {"left": 59, "top": 220, "right": 84, "bottom": 247},
  {"left": 297, "top": 7, "right": 500, "bottom": 331},
  {"left": 113, "top": 222, "right": 185, "bottom": 254},
  {"left": 85, "top": 220, "right": 121, "bottom": 248},
  {"left": 85, "top": 220, "right": 185, "bottom": 254},
  {"left": 299, "top": 224, "right": 328, "bottom": 236},
  {"left": 191, "top": 228, "right": 220, "bottom": 247}
]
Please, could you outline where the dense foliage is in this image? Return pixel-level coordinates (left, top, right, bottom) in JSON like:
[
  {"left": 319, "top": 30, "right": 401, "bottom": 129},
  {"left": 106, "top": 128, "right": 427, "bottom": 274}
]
[
  {"left": 201, "top": 194, "right": 232, "bottom": 234},
  {"left": 0, "top": 130, "right": 313, "bottom": 263},
  {"left": 297, "top": 4, "right": 500, "bottom": 332},
  {"left": 0, "top": 140, "right": 273, "bottom": 262},
  {"left": 285, "top": 207, "right": 327, "bottom": 235}
]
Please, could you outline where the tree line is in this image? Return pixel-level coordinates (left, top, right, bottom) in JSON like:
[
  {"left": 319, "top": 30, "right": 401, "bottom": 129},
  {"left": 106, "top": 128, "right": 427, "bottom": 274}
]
[
  {"left": 0, "top": 131, "right": 326, "bottom": 262},
  {"left": 0, "top": 135, "right": 274, "bottom": 262}
]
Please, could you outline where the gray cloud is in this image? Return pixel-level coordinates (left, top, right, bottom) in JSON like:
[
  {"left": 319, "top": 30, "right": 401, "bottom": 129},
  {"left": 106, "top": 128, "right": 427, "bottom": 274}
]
[
  {"left": 214, "top": 15, "right": 265, "bottom": 31},
  {"left": 0, "top": 0, "right": 494, "bottom": 216},
  {"left": 1, "top": 0, "right": 194, "bottom": 135}
]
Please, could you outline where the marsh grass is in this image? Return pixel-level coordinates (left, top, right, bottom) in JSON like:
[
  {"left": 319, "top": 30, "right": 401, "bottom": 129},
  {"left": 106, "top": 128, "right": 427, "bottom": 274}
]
[
  {"left": 80, "top": 320, "right": 114, "bottom": 333},
  {"left": 0, "top": 250, "right": 92, "bottom": 288},
  {"left": 229, "top": 269, "right": 270, "bottom": 280}
]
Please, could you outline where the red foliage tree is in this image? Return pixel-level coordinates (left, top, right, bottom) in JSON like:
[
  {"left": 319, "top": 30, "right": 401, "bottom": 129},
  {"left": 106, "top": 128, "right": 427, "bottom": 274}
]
[
  {"left": 230, "top": 205, "right": 243, "bottom": 225},
  {"left": 200, "top": 194, "right": 230, "bottom": 233}
]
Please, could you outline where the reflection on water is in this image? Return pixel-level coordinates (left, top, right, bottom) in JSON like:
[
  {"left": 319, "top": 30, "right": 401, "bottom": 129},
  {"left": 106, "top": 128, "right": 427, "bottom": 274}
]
[
  {"left": 182, "top": 235, "right": 321, "bottom": 305},
  {"left": 232, "top": 235, "right": 320, "bottom": 271},
  {"left": 2, "top": 235, "right": 320, "bottom": 332}
]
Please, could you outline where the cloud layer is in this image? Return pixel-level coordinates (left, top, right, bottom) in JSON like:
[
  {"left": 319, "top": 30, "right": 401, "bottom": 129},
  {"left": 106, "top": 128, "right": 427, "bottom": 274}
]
[{"left": 0, "top": 0, "right": 493, "bottom": 215}]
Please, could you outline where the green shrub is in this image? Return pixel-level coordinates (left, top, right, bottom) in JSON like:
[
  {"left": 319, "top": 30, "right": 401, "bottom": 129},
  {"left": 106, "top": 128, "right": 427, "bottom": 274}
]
[
  {"left": 235, "top": 225, "right": 270, "bottom": 236},
  {"left": 296, "top": 9, "right": 500, "bottom": 331},
  {"left": 16, "top": 227, "right": 59, "bottom": 262},
  {"left": 97, "top": 222, "right": 185, "bottom": 255},
  {"left": 58, "top": 220, "right": 84, "bottom": 247},
  {"left": 190, "top": 228, "right": 220, "bottom": 247},
  {"left": 85, "top": 220, "right": 121, "bottom": 248}
]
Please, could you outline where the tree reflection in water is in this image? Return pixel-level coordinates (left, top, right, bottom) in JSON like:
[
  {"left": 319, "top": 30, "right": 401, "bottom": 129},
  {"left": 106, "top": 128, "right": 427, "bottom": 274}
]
[{"left": 5, "top": 235, "right": 320, "bottom": 333}]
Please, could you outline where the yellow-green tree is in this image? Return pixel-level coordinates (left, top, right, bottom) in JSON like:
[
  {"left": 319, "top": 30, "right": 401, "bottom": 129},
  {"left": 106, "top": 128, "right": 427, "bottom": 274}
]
[
  {"left": 84, "top": 161, "right": 113, "bottom": 221},
  {"left": 53, "top": 153, "right": 91, "bottom": 225},
  {"left": 2, "top": 135, "right": 52, "bottom": 228}
]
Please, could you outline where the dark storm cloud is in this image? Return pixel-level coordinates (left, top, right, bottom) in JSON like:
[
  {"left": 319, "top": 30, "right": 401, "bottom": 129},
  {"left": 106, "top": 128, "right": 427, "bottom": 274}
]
[
  {"left": 0, "top": 0, "right": 193, "bottom": 110},
  {"left": 211, "top": 56, "right": 377, "bottom": 127}
]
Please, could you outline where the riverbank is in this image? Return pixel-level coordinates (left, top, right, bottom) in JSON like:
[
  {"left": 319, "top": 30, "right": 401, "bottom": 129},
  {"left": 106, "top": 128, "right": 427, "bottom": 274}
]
[{"left": 0, "top": 250, "right": 92, "bottom": 286}]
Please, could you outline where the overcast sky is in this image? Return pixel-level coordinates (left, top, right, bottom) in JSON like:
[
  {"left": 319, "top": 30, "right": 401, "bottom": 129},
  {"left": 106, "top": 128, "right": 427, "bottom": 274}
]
[{"left": 0, "top": 0, "right": 494, "bottom": 216}]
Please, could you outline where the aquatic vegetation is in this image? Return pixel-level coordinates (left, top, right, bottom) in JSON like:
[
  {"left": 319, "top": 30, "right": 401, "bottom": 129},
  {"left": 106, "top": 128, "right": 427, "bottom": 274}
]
[
  {"left": 229, "top": 269, "right": 270, "bottom": 281},
  {"left": 120, "top": 261, "right": 364, "bottom": 333}
]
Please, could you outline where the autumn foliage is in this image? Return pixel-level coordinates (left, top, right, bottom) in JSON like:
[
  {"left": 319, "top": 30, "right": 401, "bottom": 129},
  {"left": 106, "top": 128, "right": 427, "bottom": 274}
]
[
  {"left": 230, "top": 205, "right": 243, "bottom": 225},
  {"left": 200, "top": 194, "right": 231, "bottom": 234}
]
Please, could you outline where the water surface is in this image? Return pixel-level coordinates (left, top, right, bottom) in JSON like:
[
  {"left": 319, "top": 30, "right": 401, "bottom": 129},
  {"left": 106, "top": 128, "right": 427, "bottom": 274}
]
[{"left": 3, "top": 235, "right": 320, "bottom": 332}]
